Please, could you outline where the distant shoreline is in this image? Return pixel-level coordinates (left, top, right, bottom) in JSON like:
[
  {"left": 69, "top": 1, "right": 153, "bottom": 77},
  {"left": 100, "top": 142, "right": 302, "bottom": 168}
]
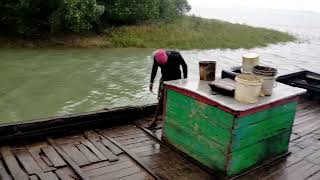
[{"left": 0, "top": 16, "right": 296, "bottom": 50}]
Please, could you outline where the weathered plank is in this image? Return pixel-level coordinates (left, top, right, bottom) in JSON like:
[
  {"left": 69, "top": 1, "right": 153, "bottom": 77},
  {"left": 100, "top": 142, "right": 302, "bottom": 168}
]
[
  {"left": 41, "top": 146, "right": 67, "bottom": 167},
  {"left": 47, "top": 138, "right": 90, "bottom": 180},
  {"left": 26, "top": 143, "right": 55, "bottom": 172},
  {"left": 0, "top": 157, "right": 12, "bottom": 180},
  {"left": 117, "top": 137, "right": 152, "bottom": 146},
  {"left": 60, "top": 144, "right": 90, "bottom": 166},
  {"left": 235, "top": 102, "right": 297, "bottom": 128},
  {"left": 232, "top": 112, "right": 296, "bottom": 150},
  {"left": 15, "top": 148, "right": 43, "bottom": 175},
  {"left": 76, "top": 144, "right": 100, "bottom": 163},
  {"left": 229, "top": 131, "right": 291, "bottom": 176},
  {"left": 38, "top": 172, "right": 60, "bottom": 180},
  {"left": 55, "top": 167, "right": 77, "bottom": 180},
  {"left": 0, "top": 146, "right": 28, "bottom": 180},
  {"left": 87, "top": 161, "right": 135, "bottom": 177},
  {"left": 124, "top": 140, "right": 157, "bottom": 149},
  {"left": 118, "top": 172, "right": 154, "bottom": 180},
  {"left": 81, "top": 139, "right": 107, "bottom": 161},
  {"left": 84, "top": 131, "right": 118, "bottom": 162},
  {"left": 129, "top": 144, "right": 161, "bottom": 154},
  {"left": 111, "top": 132, "right": 147, "bottom": 141},
  {"left": 91, "top": 166, "right": 142, "bottom": 180},
  {"left": 82, "top": 154, "right": 130, "bottom": 172},
  {"left": 101, "top": 138, "right": 123, "bottom": 155},
  {"left": 163, "top": 120, "right": 226, "bottom": 170}
]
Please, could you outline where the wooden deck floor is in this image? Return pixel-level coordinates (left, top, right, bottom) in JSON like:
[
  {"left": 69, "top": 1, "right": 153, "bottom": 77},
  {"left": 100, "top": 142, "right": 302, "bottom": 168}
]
[{"left": 0, "top": 98, "right": 320, "bottom": 180}]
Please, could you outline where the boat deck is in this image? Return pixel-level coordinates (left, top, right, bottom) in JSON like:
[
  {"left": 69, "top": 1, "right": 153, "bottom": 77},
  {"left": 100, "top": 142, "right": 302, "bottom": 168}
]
[{"left": 1, "top": 98, "right": 320, "bottom": 180}]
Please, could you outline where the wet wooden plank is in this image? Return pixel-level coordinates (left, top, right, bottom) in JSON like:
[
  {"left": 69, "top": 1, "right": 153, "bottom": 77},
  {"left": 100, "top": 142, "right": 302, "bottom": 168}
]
[
  {"left": 294, "top": 117, "right": 320, "bottom": 136},
  {"left": 112, "top": 132, "right": 147, "bottom": 141},
  {"left": 41, "top": 146, "right": 66, "bottom": 167},
  {"left": 82, "top": 154, "right": 130, "bottom": 172},
  {"left": 76, "top": 144, "right": 100, "bottom": 163},
  {"left": 60, "top": 144, "right": 90, "bottom": 166},
  {"left": 81, "top": 139, "right": 107, "bottom": 161},
  {"left": 26, "top": 143, "right": 55, "bottom": 172},
  {"left": 117, "top": 137, "right": 151, "bottom": 146},
  {"left": 47, "top": 138, "right": 90, "bottom": 180},
  {"left": 38, "top": 172, "right": 59, "bottom": 180},
  {"left": 101, "top": 138, "right": 123, "bottom": 155},
  {"left": 15, "top": 148, "right": 43, "bottom": 175},
  {"left": 129, "top": 144, "right": 161, "bottom": 154},
  {"left": 0, "top": 146, "right": 28, "bottom": 180},
  {"left": 264, "top": 159, "right": 313, "bottom": 180},
  {"left": 87, "top": 160, "right": 135, "bottom": 177},
  {"left": 0, "top": 157, "right": 12, "bottom": 180},
  {"left": 135, "top": 146, "right": 169, "bottom": 157},
  {"left": 55, "top": 167, "right": 77, "bottom": 180},
  {"left": 84, "top": 131, "right": 118, "bottom": 162},
  {"left": 91, "top": 166, "right": 143, "bottom": 180},
  {"left": 124, "top": 140, "right": 157, "bottom": 149},
  {"left": 91, "top": 141, "right": 118, "bottom": 162}
]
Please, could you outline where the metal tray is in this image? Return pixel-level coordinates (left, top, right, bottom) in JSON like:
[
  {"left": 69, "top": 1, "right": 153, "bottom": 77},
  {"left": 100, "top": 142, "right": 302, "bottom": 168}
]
[{"left": 276, "top": 71, "right": 320, "bottom": 93}]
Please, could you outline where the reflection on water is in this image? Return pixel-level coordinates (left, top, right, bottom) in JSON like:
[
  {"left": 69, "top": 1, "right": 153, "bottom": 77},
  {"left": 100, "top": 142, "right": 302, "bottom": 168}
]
[{"left": 1, "top": 8, "right": 320, "bottom": 123}]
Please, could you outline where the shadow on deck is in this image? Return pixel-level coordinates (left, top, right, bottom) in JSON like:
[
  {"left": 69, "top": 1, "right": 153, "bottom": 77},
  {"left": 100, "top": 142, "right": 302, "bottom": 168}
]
[{"left": 0, "top": 97, "right": 320, "bottom": 180}]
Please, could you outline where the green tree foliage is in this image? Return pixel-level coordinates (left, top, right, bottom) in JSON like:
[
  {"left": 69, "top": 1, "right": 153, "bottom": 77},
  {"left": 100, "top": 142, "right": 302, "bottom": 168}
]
[
  {"left": 0, "top": 0, "right": 190, "bottom": 36},
  {"left": 100, "top": 0, "right": 160, "bottom": 24},
  {"left": 63, "top": 0, "right": 105, "bottom": 32}
]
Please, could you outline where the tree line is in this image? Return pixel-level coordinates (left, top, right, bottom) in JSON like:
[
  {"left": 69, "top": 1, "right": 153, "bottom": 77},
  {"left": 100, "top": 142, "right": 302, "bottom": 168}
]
[{"left": 0, "top": 0, "right": 191, "bottom": 37}]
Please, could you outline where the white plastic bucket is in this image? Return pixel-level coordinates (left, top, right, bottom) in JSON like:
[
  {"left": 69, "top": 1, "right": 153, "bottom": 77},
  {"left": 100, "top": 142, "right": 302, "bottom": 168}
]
[
  {"left": 242, "top": 53, "right": 259, "bottom": 74},
  {"left": 235, "top": 74, "right": 263, "bottom": 104},
  {"left": 253, "top": 66, "right": 278, "bottom": 96}
]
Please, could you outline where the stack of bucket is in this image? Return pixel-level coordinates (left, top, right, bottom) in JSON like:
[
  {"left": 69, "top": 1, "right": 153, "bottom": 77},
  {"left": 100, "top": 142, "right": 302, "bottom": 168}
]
[{"left": 235, "top": 53, "right": 278, "bottom": 103}]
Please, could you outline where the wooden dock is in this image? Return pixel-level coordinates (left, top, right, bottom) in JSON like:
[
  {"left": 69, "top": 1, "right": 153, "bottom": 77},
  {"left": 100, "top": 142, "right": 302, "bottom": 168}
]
[{"left": 0, "top": 98, "right": 320, "bottom": 180}]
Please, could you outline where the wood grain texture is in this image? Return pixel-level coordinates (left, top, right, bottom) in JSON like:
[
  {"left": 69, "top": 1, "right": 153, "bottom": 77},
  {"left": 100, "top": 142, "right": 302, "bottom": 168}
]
[
  {"left": 41, "top": 146, "right": 67, "bottom": 167},
  {"left": 0, "top": 146, "right": 28, "bottom": 180}
]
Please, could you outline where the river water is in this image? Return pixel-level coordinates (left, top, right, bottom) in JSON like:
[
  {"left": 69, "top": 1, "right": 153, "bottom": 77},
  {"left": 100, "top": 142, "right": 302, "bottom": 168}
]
[{"left": 1, "top": 8, "right": 320, "bottom": 124}]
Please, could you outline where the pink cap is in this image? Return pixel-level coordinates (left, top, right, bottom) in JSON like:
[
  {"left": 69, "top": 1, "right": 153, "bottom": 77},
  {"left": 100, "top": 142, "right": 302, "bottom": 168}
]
[{"left": 154, "top": 49, "right": 168, "bottom": 65}]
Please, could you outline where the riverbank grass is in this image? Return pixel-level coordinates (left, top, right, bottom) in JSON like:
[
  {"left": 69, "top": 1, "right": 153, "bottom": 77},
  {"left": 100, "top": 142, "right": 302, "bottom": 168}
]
[
  {"left": 108, "top": 16, "right": 295, "bottom": 49},
  {"left": 0, "top": 16, "right": 295, "bottom": 49}
]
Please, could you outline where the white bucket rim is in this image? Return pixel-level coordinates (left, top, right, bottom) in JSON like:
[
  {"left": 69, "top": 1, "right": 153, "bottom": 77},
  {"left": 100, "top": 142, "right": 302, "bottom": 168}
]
[{"left": 236, "top": 74, "right": 263, "bottom": 86}]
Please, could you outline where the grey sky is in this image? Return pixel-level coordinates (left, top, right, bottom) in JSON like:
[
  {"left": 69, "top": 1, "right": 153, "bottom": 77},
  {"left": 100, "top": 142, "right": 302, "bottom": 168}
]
[{"left": 188, "top": 0, "right": 320, "bottom": 13}]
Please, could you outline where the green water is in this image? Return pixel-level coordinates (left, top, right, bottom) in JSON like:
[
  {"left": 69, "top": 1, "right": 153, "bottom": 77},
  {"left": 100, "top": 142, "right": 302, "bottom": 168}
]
[{"left": 0, "top": 48, "right": 159, "bottom": 124}]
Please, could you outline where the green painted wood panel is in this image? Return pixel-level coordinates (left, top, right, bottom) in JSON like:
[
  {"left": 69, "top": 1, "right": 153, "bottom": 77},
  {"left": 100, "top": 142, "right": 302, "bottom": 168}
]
[
  {"left": 232, "top": 111, "right": 296, "bottom": 150},
  {"left": 228, "top": 130, "right": 291, "bottom": 176},
  {"left": 166, "top": 90, "right": 234, "bottom": 129},
  {"left": 166, "top": 90, "right": 234, "bottom": 151},
  {"left": 163, "top": 120, "right": 227, "bottom": 171},
  {"left": 235, "top": 102, "right": 297, "bottom": 129},
  {"left": 164, "top": 89, "right": 296, "bottom": 177}
]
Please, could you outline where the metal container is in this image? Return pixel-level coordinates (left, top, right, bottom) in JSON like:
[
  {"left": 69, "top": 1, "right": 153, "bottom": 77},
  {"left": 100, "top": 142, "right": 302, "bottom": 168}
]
[{"left": 199, "top": 61, "right": 216, "bottom": 81}]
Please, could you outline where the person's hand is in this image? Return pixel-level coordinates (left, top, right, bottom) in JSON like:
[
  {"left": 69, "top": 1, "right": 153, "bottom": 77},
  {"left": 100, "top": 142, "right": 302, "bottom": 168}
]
[{"left": 149, "top": 83, "right": 153, "bottom": 92}]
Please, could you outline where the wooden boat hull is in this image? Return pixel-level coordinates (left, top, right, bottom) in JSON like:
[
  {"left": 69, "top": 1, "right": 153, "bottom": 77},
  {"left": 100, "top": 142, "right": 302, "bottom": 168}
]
[{"left": 0, "top": 104, "right": 156, "bottom": 144}]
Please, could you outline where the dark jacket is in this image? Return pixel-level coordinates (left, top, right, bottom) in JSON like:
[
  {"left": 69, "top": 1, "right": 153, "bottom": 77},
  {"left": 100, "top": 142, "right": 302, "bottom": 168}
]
[{"left": 150, "top": 51, "right": 188, "bottom": 84}]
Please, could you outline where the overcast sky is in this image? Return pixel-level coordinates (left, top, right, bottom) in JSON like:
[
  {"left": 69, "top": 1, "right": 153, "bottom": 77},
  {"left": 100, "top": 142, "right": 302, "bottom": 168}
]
[{"left": 188, "top": 0, "right": 320, "bottom": 13}]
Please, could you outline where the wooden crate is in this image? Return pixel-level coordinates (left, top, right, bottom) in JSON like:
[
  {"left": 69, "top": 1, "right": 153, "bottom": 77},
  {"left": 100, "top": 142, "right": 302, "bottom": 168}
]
[{"left": 162, "top": 80, "right": 305, "bottom": 177}]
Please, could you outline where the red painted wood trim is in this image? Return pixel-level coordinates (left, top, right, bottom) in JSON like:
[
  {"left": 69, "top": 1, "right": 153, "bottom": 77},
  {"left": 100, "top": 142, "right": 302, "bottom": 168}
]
[
  {"left": 236, "top": 96, "right": 300, "bottom": 118},
  {"left": 165, "top": 85, "right": 235, "bottom": 114},
  {"left": 165, "top": 85, "right": 300, "bottom": 118}
]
